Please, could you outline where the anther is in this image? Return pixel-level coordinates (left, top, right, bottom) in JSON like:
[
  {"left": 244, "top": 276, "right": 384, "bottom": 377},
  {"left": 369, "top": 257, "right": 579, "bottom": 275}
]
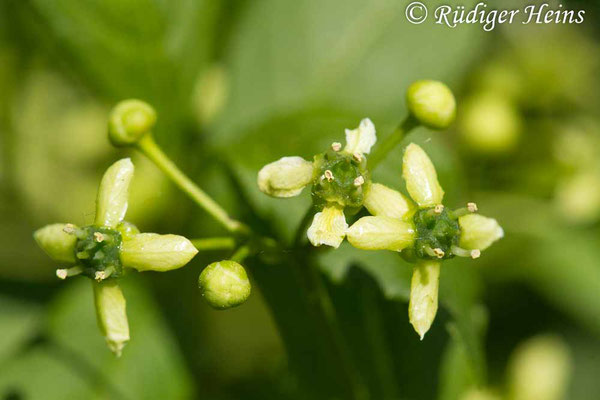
[
  {"left": 467, "top": 202, "right": 478, "bottom": 213},
  {"left": 331, "top": 142, "right": 342, "bottom": 152},
  {"left": 433, "top": 248, "right": 445, "bottom": 258},
  {"left": 434, "top": 204, "right": 444, "bottom": 214},
  {"left": 94, "top": 266, "right": 114, "bottom": 282},
  {"left": 354, "top": 176, "right": 365, "bottom": 187},
  {"left": 94, "top": 232, "right": 105, "bottom": 242},
  {"left": 56, "top": 266, "right": 83, "bottom": 280},
  {"left": 324, "top": 170, "right": 334, "bottom": 182},
  {"left": 451, "top": 245, "right": 480, "bottom": 259},
  {"left": 353, "top": 152, "right": 363, "bottom": 162},
  {"left": 63, "top": 223, "right": 76, "bottom": 234},
  {"left": 470, "top": 249, "right": 481, "bottom": 259}
]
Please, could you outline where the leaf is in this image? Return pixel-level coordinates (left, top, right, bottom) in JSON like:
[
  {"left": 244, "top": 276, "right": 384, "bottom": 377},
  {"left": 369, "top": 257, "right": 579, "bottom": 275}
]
[{"left": 46, "top": 277, "right": 195, "bottom": 400}]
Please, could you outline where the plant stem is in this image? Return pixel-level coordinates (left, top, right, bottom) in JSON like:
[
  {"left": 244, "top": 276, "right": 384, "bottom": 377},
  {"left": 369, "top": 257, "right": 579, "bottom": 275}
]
[
  {"left": 231, "top": 245, "right": 251, "bottom": 263},
  {"left": 136, "top": 135, "right": 249, "bottom": 235},
  {"left": 190, "top": 237, "right": 236, "bottom": 251},
  {"left": 368, "top": 115, "right": 419, "bottom": 170}
]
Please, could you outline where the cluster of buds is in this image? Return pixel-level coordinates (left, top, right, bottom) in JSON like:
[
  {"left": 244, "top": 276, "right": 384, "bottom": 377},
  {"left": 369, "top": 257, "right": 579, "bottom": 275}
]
[
  {"left": 257, "top": 80, "right": 503, "bottom": 338},
  {"left": 34, "top": 158, "right": 198, "bottom": 355}
]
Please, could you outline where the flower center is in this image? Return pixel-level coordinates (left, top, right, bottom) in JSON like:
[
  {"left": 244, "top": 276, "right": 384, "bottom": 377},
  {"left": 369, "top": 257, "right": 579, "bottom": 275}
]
[
  {"left": 311, "top": 150, "right": 369, "bottom": 210},
  {"left": 74, "top": 226, "right": 123, "bottom": 279},
  {"left": 411, "top": 207, "right": 460, "bottom": 260}
]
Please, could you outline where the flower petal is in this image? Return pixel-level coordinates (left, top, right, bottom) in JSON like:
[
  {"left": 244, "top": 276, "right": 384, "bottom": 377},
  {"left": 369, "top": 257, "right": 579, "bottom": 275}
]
[
  {"left": 258, "top": 156, "right": 314, "bottom": 198},
  {"left": 459, "top": 214, "right": 504, "bottom": 251},
  {"left": 93, "top": 280, "right": 129, "bottom": 357},
  {"left": 33, "top": 223, "right": 78, "bottom": 263},
  {"left": 121, "top": 233, "right": 198, "bottom": 272},
  {"left": 402, "top": 143, "right": 444, "bottom": 207},
  {"left": 347, "top": 216, "right": 415, "bottom": 251},
  {"left": 95, "top": 158, "right": 134, "bottom": 228},
  {"left": 307, "top": 205, "right": 348, "bottom": 248},
  {"left": 344, "top": 118, "right": 377, "bottom": 155},
  {"left": 409, "top": 260, "right": 440, "bottom": 340},
  {"left": 364, "top": 183, "right": 416, "bottom": 219}
]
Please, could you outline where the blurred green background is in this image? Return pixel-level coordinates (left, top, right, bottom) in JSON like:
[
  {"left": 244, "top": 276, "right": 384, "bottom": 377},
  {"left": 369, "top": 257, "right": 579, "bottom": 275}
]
[{"left": 0, "top": 0, "right": 599, "bottom": 399}]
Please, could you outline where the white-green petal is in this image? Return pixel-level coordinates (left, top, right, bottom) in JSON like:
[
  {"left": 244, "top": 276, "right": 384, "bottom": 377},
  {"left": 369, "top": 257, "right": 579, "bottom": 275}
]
[
  {"left": 120, "top": 233, "right": 198, "bottom": 272},
  {"left": 459, "top": 214, "right": 504, "bottom": 251},
  {"left": 307, "top": 205, "right": 348, "bottom": 248},
  {"left": 344, "top": 118, "right": 377, "bottom": 155},
  {"left": 33, "top": 223, "right": 77, "bottom": 263},
  {"left": 257, "top": 156, "right": 314, "bottom": 198},
  {"left": 95, "top": 158, "right": 134, "bottom": 228},
  {"left": 409, "top": 260, "right": 440, "bottom": 340},
  {"left": 402, "top": 143, "right": 444, "bottom": 208},
  {"left": 364, "top": 183, "right": 416, "bottom": 219},
  {"left": 346, "top": 216, "right": 415, "bottom": 251},
  {"left": 93, "top": 280, "right": 129, "bottom": 357}
]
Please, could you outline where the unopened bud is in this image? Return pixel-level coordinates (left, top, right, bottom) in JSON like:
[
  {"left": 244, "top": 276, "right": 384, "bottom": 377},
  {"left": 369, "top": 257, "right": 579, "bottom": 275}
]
[
  {"left": 108, "top": 99, "right": 156, "bottom": 147},
  {"left": 198, "top": 260, "right": 251, "bottom": 309},
  {"left": 406, "top": 80, "right": 456, "bottom": 130}
]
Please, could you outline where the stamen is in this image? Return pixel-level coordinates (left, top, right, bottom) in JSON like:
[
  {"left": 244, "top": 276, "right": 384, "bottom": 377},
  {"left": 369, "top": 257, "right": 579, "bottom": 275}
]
[
  {"left": 331, "top": 142, "right": 342, "bottom": 152},
  {"left": 434, "top": 204, "right": 444, "bottom": 214},
  {"left": 94, "top": 232, "right": 105, "bottom": 242},
  {"left": 353, "top": 152, "right": 363, "bottom": 162},
  {"left": 56, "top": 266, "right": 83, "bottom": 280},
  {"left": 451, "top": 246, "right": 481, "bottom": 259},
  {"left": 63, "top": 223, "right": 76, "bottom": 234},
  {"left": 94, "top": 266, "right": 114, "bottom": 281},
  {"left": 353, "top": 176, "right": 365, "bottom": 187},
  {"left": 324, "top": 170, "right": 334, "bottom": 182},
  {"left": 467, "top": 202, "right": 478, "bottom": 213},
  {"left": 425, "top": 246, "right": 445, "bottom": 258}
]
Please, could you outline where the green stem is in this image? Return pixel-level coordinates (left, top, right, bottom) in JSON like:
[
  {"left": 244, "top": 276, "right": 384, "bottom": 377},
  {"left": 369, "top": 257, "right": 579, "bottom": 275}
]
[
  {"left": 230, "top": 245, "right": 251, "bottom": 263},
  {"left": 368, "top": 115, "right": 419, "bottom": 170},
  {"left": 136, "top": 135, "right": 248, "bottom": 235},
  {"left": 190, "top": 237, "right": 236, "bottom": 251}
]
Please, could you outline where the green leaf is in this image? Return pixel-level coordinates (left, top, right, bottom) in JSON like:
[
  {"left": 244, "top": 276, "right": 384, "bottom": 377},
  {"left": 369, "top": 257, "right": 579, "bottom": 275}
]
[{"left": 46, "top": 277, "right": 195, "bottom": 400}]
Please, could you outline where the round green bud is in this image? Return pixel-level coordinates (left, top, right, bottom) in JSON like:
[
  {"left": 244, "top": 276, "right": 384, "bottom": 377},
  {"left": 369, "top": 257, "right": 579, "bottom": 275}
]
[
  {"left": 198, "top": 260, "right": 251, "bottom": 309},
  {"left": 406, "top": 80, "right": 456, "bottom": 130},
  {"left": 108, "top": 99, "right": 156, "bottom": 147}
]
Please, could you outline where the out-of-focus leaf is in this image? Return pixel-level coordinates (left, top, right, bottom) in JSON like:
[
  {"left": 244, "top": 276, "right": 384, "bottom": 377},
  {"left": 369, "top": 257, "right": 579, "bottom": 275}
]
[
  {"left": 0, "top": 296, "right": 41, "bottom": 366},
  {"left": 47, "top": 277, "right": 195, "bottom": 400},
  {"left": 0, "top": 347, "right": 95, "bottom": 400}
]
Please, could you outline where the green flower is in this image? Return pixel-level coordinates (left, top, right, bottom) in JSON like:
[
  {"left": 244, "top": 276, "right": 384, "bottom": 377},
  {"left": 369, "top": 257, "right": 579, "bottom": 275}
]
[
  {"left": 258, "top": 118, "right": 379, "bottom": 248},
  {"left": 34, "top": 158, "right": 198, "bottom": 355},
  {"left": 346, "top": 143, "right": 503, "bottom": 338}
]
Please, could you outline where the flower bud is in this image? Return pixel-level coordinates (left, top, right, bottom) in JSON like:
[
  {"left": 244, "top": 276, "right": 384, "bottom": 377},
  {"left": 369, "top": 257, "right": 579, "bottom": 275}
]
[
  {"left": 120, "top": 233, "right": 198, "bottom": 272},
  {"left": 554, "top": 171, "right": 600, "bottom": 225},
  {"left": 409, "top": 260, "right": 440, "bottom": 339},
  {"left": 458, "top": 214, "right": 503, "bottom": 251},
  {"left": 258, "top": 156, "right": 314, "bottom": 198},
  {"left": 459, "top": 94, "right": 521, "bottom": 155},
  {"left": 508, "top": 335, "right": 571, "bottom": 400},
  {"left": 347, "top": 216, "right": 415, "bottom": 251},
  {"left": 199, "top": 260, "right": 251, "bottom": 309},
  {"left": 108, "top": 99, "right": 156, "bottom": 147},
  {"left": 403, "top": 143, "right": 444, "bottom": 208},
  {"left": 93, "top": 280, "right": 130, "bottom": 356},
  {"left": 406, "top": 80, "right": 456, "bottom": 129},
  {"left": 33, "top": 223, "right": 78, "bottom": 263},
  {"left": 364, "top": 183, "right": 415, "bottom": 219},
  {"left": 95, "top": 158, "right": 134, "bottom": 228}
]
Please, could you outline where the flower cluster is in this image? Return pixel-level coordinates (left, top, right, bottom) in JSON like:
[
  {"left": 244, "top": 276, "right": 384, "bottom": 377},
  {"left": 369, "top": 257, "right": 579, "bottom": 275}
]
[{"left": 34, "top": 158, "right": 198, "bottom": 355}]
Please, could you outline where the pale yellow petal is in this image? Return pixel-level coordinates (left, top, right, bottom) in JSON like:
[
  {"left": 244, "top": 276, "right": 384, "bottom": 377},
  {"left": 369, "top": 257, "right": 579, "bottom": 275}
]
[
  {"left": 33, "top": 223, "right": 77, "bottom": 263},
  {"left": 409, "top": 260, "right": 440, "bottom": 340},
  {"left": 121, "top": 233, "right": 198, "bottom": 272},
  {"left": 258, "top": 156, "right": 314, "bottom": 198},
  {"left": 344, "top": 118, "right": 377, "bottom": 155},
  {"left": 93, "top": 280, "right": 129, "bottom": 356},
  {"left": 402, "top": 143, "right": 444, "bottom": 207},
  {"left": 346, "top": 216, "right": 415, "bottom": 251},
  {"left": 459, "top": 214, "right": 504, "bottom": 251},
  {"left": 307, "top": 205, "right": 348, "bottom": 248},
  {"left": 364, "top": 183, "right": 416, "bottom": 219},
  {"left": 95, "top": 158, "right": 134, "bottom": 227}
]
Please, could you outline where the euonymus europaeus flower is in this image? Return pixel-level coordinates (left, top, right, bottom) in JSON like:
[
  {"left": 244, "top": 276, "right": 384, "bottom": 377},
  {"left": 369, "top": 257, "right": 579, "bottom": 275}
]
[
  {"left": 258, "top": 118, "right": 376, "bottom": 248},
  {"left": 346, "top": 143, "right": 503, "bottom": 338},
  {"left": 34, "top": 158, "right": 198, "bottom": 355}
]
